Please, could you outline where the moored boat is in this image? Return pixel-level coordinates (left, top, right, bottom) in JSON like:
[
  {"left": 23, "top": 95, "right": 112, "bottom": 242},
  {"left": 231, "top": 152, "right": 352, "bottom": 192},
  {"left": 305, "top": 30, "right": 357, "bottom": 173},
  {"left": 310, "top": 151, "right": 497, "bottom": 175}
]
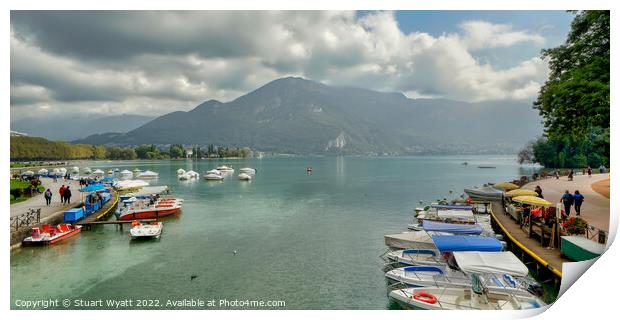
[
  {"left": 204, "top": 172, "right": 224, "bottom": 180},
  {"left": 216, "top": 165, "right": 235, "bottom": 173},
  {"left": 129, "top": 220, "right": 163, "bottom": 239},
  {"left": 388, "top": 284, "right": 544, "bottom": 310},
  {"left": 116, "top": 196, "right": 183, "bottom": 220},
  {"left": 239, "top": 167, "right": 256, "bottom": 175},
  {"left": 238, "top": 173, "right": 252, "bottom": 180},
  {"left": 138, "top": 170, "right": 159, "bottom": 178},
  {"left": 22, "top": 224, "right": 82, "bottom": 246},
  {"left": 464, "top": 186, "right": 504, "bottom": 201}
]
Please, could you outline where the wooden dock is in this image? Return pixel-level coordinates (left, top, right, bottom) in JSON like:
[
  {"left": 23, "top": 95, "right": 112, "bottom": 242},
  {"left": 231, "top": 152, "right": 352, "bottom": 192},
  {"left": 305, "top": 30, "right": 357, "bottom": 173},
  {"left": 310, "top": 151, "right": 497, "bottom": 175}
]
[
  {"left": 81, "top": 191, "right": 119, "bottom": 224},
  {"left": 76, "top": 218, "right": 156, "bottom": 230},
  {"left": 490, "top": 201, "right": 567, "bottom": 287}
]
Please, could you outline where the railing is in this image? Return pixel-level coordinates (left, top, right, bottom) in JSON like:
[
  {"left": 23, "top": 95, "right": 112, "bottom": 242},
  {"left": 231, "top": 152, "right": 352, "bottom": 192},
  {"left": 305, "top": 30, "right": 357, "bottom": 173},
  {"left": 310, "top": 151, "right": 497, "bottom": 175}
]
[
  {"left": 10, "top": 208, "right": 41, "bottom": 231},
  {"left": 585, "top": 225, "right": 607, "bottom": 244}
]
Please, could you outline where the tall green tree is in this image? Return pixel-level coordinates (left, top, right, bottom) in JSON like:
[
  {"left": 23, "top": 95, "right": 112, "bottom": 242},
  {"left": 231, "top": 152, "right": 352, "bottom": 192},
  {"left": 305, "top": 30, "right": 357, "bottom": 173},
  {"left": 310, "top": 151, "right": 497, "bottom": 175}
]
[{"left": 534, "top": 10, "right": 609, "bottom": 138}]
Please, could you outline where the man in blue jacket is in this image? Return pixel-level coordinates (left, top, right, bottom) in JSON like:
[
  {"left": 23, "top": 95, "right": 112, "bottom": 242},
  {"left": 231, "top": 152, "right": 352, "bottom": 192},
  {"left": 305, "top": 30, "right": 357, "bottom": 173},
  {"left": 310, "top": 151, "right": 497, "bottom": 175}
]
[
  {"left": 573, "top": 190, "right": 585, "bottom": 216},
  {"left": 561, "top": 190, "right": 574, "bottom": 216}
]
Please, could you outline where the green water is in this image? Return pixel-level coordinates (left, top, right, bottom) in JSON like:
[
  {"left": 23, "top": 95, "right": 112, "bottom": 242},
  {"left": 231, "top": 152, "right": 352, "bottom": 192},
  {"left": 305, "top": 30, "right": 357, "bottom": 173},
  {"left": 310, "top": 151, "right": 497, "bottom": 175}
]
[{"left": 10, "top": 155, "right": 538, "bottom": 309}]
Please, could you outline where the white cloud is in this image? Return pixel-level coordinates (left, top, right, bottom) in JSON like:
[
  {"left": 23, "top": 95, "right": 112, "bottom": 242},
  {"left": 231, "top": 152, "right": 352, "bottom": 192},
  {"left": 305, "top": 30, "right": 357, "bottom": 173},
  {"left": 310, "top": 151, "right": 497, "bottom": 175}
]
[{"left": 10, "top": 11, "right": 550, "bottom": 119}]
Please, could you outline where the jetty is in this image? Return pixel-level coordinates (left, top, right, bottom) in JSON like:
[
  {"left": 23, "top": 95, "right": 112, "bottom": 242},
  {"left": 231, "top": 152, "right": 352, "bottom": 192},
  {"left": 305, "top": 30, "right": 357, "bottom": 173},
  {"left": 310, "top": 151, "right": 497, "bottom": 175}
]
[{"left": 490, "top": 201, "right": 566, "bottom": 287}]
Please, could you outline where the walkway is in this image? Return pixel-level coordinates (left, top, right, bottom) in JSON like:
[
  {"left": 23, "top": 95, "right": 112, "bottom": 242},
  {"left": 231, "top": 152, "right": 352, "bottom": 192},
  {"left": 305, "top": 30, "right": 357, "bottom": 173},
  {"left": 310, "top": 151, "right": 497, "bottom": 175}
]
[
  {"left": 10, "top": 177, "right": 82, "bottom": 218},
  {"left": 521, "top": 173, "right": 610, "bottom": 231}
]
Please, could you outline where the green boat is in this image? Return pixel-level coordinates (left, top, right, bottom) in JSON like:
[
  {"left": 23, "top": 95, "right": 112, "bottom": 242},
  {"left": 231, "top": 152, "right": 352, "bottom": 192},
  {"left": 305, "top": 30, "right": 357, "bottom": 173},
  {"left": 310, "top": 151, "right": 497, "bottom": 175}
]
[{"left": 561, "top": 236, "right": 605, "bottom": 261}]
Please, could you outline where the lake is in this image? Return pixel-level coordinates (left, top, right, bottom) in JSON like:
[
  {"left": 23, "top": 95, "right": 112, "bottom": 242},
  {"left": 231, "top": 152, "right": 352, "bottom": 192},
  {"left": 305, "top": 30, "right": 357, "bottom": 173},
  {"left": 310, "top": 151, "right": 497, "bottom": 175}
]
[{"left": 10, "top": 155, "right": 538, "bottom": 309}]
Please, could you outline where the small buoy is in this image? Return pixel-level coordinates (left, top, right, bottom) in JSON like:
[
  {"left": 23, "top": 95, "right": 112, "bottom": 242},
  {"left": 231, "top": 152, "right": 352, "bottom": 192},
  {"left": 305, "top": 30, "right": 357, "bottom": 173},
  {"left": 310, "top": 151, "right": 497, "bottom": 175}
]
[
  {"left": 233, "top": 250, "right": 238, "bottom": 255},
  {"left": 190, "top": 275, "right": 197, "bottom": 281}
]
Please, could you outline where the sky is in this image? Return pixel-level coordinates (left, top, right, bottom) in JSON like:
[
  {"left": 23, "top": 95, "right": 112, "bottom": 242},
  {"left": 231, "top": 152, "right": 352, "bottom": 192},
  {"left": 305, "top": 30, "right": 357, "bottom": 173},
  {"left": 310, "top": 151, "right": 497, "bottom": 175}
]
[{"left": 10, "top": 10, "right": 574, "bottom": 121}]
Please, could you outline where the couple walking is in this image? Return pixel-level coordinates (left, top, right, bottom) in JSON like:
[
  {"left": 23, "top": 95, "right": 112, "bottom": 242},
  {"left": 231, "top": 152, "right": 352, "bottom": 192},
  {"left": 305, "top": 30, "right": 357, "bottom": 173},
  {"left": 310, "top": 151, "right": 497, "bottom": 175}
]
[
  {"left": 58, "top": 185, "right": 73, "bottom": 204},
  {"left": 561, "top": 190, "right": 585, "bottom": 216}
]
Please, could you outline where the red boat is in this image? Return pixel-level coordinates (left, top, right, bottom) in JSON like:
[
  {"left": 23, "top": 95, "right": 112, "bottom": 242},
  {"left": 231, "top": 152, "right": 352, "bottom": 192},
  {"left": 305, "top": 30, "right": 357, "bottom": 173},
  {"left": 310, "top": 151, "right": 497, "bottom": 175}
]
[
  {"left": 22, "top": 224, "right": 82, "bottom": 246},
  {"left": 117, "top": 198, "right": 183, "bottom": 220}
]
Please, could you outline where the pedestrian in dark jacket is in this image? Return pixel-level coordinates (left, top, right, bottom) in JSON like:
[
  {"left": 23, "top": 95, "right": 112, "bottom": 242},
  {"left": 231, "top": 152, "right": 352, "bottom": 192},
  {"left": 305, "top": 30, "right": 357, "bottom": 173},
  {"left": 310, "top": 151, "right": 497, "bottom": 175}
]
[
  {"left": 561, "top": 190, "right": 574, "bottom": 216},
  {"left": 535, "top": 185, "right": 543, "bottom": 199},
  {"left": 573, "top": 190, "right": 585, "bottom": 216},
  {"left": 59, "top": 185, "right": 66, "bottom": 204},
  {"left": 64, "top": 186, "right": 72, "bottom": 204},
  {"left": 44, "top": 189, "right": 52, "bottom": 206}
]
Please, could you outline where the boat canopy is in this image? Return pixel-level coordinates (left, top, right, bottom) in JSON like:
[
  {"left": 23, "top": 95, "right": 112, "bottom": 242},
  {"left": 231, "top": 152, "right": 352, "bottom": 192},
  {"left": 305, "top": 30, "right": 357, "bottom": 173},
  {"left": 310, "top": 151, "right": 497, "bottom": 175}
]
[
  {"left": 120, "top": 169, "right": 133, "bottom": 175},
  {"left": 123, "top": 185, "right": 169, "bottom": 197},
  {"left": 453, "top": 251, "right": 528, "bottom": 276},
  {"left": 80, "top": 183, "right": 107, "bottom": 192},
  {"left": 431, "top": 204, "right": 474, "bottom": 210},
  {"left": 436, "top": 210, "right": 475, "bottom": 220},
  {"left": 431, "top": 235, "right": 502, "bottom": 253},
  {"left": 92, "top": 169, "right": 105, "bottom": 174},
  {"left": 422, "top": 221, "right": 482, "bottom": 235}
]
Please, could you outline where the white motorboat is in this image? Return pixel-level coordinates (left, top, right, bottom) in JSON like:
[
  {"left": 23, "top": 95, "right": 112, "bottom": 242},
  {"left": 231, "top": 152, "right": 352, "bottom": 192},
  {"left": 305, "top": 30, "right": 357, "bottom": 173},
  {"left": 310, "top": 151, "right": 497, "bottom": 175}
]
[
  {"left": 114, "top": 179, "right": 150, "bottom": 190},
  {"left": 206, "top": 169, "right": 221, "bottom": 175},
  {"left": 186, "top": 170, "right": 199, "bottom": 178},
  {"left": 83, "top": 167, "right": 92, "bottom": 174},
  {"left": 216, "top": 165, "right": 235, "bottom": 173},
  {"left": 238, "top": 173, "right": 252, "bottom": 181},
  {"left": 388, "top": 284, "right": 545, "bottom": 310},
  {"left": 177, "top": 168, "right": 186, "bottom": 175},
  {"left": 178, "top": 173, "right": 191, "bottom": 180},
  {"left": 38, "top": 168, "right": 49, "bottom": 176},
  {"left": 384, "top": 231, "right": 437, "bottom": 250},
  {"left": 129, "top": 221, "right": 163, "bottom": 239},
  {"left": 385, "top": 252, "right": 536, "bottom": 294},
  {"left": 92, "top": 169, "right": 105, "bottom": 176},
  {"left": 464, "top": 186, "right": 504, "bottom": 201},
  {"left": 71, "top": 166, "right": 80, "bottom": 173},
  {"left": 59, "top": 168, "right": 67, "bottom": 174},
  {"left": 22, "top": 170, "right": 35, "bottom": 177},
  {"left": 138, "top": 170, "right": 159, "bottom": 178},
  {"left": 120, "top": 169, "right": 133, "bottom": 178},
  {"left": 204, "top": 173, "right": 224, "bottom": 180},
  {"left": 239, "top": 167, "right": 256, "bottom": 175}
]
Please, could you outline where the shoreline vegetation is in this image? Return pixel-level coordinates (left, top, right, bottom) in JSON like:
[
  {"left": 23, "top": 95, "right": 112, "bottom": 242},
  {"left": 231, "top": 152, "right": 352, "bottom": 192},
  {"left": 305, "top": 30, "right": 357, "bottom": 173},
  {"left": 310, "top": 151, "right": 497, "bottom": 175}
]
[
  {"left": 518, "top": 11, "right": 609, "bottom": 169},
  {"left": 10, "top": 136, "right": 252, "bottom": 162}
]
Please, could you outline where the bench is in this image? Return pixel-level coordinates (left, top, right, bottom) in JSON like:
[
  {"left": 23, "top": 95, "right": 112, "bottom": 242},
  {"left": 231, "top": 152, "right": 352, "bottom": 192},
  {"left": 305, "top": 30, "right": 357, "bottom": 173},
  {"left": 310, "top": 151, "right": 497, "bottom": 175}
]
[{"left": 529, "top": 221, "right": 552, "bottom": 246}]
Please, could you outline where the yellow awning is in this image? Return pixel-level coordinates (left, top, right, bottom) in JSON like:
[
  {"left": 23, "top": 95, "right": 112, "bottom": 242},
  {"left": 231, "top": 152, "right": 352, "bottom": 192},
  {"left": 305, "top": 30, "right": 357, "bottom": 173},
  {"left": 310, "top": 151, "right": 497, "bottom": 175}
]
[
  {"left": 512, "top": 195, "right": 553, "bottom": 206},
  {"left": 505, "top": 189, "right": 539, "bottom": 197},
  {"left": 494, "top": 182, "right": 520, "bottom": 190}
]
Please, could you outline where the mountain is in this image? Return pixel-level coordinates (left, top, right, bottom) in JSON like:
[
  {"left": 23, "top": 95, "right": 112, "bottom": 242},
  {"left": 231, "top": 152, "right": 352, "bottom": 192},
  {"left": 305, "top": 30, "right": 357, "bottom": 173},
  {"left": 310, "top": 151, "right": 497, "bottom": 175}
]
[
  {"left": 11, "top": 114, "right": 154, "bottom": 141},
  {"left": 76, "top": 77, "right": 543, "bottom": 154}
]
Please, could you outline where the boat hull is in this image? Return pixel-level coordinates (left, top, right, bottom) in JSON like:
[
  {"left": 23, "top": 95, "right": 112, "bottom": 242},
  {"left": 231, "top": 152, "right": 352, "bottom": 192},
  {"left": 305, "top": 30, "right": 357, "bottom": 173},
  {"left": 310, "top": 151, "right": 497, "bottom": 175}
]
[
  {"left": 22, "top": 227, "right": 82, "bottom": 246},
  {"left": 118, "top": 207, "right": 181, "bottom": 220}
]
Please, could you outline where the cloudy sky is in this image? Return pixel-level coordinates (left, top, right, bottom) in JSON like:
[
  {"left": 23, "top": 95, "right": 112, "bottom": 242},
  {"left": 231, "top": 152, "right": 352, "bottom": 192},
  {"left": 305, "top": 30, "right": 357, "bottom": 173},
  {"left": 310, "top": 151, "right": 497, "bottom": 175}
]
[{"left": 10, "top": 10, "right": 573, "bottom": 120}]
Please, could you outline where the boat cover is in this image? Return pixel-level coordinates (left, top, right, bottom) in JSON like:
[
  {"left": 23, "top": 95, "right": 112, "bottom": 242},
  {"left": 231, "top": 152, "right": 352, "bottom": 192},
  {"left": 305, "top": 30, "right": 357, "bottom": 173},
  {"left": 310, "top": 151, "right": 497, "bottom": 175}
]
[
  {"left": 436, "top": 210, "right": 475, "bottom": 220},
  {"left": 120, "top": 170, "right": 133, "bottom": 175},
  {"left": 92, "top": 169, "right": 105, "bottom": 174},
  {"left": 453, "top": 251, "right": 528, "bottom": 276},
  {"left": 431, "top": 235, "right": 502, "bottom": 252},
  {"left": 384, "top": 231, "right": 435, "bottom": 249},
  {"left": 79, "top": 183, "right": 107, "bottom": 192},
  {"left": 114, "top": 180, "right": 150, "bottom": 189},
  {"left": 422, "top": 221, "right": 482, "bottom": 235},
  {"left": 431, "top": 204, "right": 474, "bottom": 210},
  {"left": 123, "top": 185, "right": 169, "bottom": 197}
]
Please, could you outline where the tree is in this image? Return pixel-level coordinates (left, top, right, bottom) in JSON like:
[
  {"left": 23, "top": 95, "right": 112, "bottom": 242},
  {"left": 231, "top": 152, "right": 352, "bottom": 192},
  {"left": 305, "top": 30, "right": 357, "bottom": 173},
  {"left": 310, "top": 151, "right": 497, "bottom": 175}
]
[{"left": 534, "top": 11, "right": 609, "bottom": 138}]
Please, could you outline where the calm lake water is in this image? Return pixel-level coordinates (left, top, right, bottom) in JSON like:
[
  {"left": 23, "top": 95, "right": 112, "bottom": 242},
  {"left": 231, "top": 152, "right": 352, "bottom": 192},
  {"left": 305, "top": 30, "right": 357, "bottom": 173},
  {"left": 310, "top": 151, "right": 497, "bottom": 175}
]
[{"left": 11, "top": 155, "right": 538, "bottom": 309}]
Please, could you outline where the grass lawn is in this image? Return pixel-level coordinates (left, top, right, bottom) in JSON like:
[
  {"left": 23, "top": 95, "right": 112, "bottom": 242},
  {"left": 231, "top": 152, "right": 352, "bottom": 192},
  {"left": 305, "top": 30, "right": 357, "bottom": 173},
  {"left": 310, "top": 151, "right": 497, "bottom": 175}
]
[{"left": 10, "top": 179, "right": 42, "bottom": 204}]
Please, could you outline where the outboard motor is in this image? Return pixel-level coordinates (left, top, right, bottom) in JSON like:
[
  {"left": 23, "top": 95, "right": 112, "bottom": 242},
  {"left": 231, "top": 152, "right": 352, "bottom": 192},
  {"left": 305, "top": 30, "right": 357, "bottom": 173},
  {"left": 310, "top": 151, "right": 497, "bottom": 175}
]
[{"left": 526, "top": 282, "right": 545, "bottom": 297}]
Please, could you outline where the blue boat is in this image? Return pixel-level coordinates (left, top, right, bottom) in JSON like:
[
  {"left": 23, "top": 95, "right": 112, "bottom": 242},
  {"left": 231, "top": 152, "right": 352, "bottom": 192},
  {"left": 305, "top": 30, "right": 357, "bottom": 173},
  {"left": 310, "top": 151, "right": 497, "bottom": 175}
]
[
  {"left": 432, "top": 235, "right": 503, "bottom": 253},
  {"left": 422, "top": 220, "right": 483, "bottom": 235}
]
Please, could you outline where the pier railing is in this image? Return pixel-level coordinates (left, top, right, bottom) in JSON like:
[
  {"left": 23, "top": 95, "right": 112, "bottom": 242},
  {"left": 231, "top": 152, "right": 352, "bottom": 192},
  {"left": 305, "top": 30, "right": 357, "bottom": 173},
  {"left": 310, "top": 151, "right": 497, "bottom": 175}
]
[{"left": 10, "top": 208, "right": 41, "bottom": 231}]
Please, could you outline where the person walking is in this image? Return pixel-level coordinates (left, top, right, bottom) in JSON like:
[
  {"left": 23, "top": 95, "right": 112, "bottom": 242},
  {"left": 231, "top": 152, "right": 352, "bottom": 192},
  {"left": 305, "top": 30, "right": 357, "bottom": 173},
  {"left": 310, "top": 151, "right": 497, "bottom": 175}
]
[
  {"left": 587, "top": 166, "right": 593, "bottom": 177},
  {"left": 554, "top": 169, "right": 560, "bottom": 179},
  {"left": 561, "top": 190, "right": 574, "bottom": 216},
  {"left": 568, "top": 169, "right": 574, "bottom": 181},
  {"left": 573, "top": 190, "right": 585, "bottom": 216},
  {"left": 59, "top": 185, "right": 66, "bottom": 204},
  {"left": 64, "top": 186, "right": 72, "bottom": 204},
  {"left": 44, "top": 189, "right": 52, "bottom": 206},
  {"left": 535, "top": 185, "right": 543, "bottom": 199}
]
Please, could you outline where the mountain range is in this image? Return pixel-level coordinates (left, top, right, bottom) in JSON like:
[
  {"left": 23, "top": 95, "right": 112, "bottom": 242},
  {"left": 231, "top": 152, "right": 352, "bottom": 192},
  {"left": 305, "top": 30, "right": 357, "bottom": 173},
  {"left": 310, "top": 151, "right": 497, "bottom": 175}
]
[
  {"left": 11, "top": 114, "right": 154, "bottom": 141},
  {"left": 75, "top": 77, "right": 543, "bottom": 155}
]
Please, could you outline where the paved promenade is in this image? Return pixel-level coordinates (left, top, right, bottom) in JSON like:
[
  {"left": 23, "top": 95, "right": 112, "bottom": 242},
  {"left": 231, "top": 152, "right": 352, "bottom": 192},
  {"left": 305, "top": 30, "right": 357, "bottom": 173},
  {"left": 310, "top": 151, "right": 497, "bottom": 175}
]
[
  {"left": 522, "top": 173, "right": 610, "bottom": 231},
  {"left": 10, "top": 177, "right": 82, "bottom": 218}
]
